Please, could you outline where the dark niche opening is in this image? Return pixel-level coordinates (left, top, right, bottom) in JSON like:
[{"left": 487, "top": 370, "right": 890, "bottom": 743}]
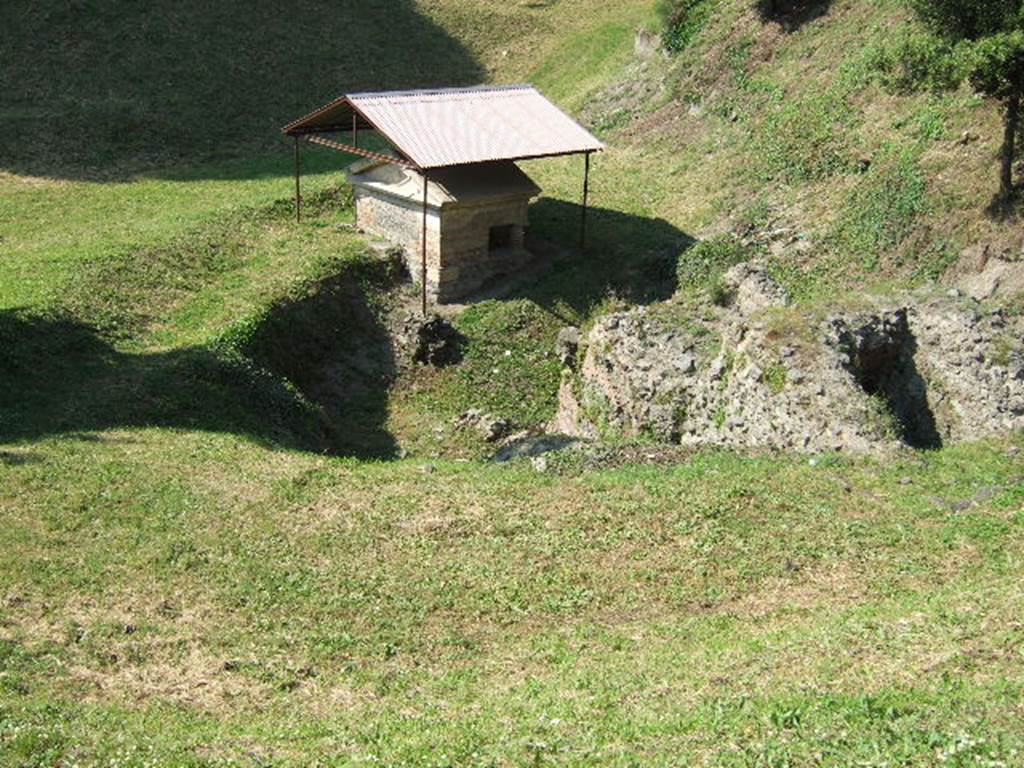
[
  {"left": 488, "top": 224, "right": 514, "bottom": 252},
  {"left": 837, "top": 310, "right": 943, "bottom": 450}
]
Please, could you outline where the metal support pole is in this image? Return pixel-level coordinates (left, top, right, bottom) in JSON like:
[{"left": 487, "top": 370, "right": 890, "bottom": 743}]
[
  {"left": 421, "top": 171, "right": 429, "bottom": 317},
  {"left": 580, "top": 151, "right": 591, "bottom": 252},
  {"left": 353, "top": 114, "right": 358, "bottom": 148},
  {"left": 293, "top": 136, "right": 301, "bottom": 223}
]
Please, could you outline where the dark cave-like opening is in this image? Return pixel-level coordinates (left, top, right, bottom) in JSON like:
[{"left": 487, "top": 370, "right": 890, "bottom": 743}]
[{"left": 840, "top": 311, "right": 943, "bottom": 450}]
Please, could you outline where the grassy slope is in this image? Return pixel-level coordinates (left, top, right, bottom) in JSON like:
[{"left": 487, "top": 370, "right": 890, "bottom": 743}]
[
  {"left": 606, "top": 0, "right": 1022, "bottom": 295},
  {"left": 2, "top": 0, "right": 1024, "bottom": 764},
  {"left": 2, "top": 432, "right": 1022, "bottom": 765},
  {"left": 0, "top": 154, "right": 344, "bottom": 314}
]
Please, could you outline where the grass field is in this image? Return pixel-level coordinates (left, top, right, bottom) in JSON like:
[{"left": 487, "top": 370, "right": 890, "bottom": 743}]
[
  {"left": 3, "top": 432, "right": 1023, "bottom": 765},
  {"left": 2, "top": 0, "right": 1024, "bottom": 764}
]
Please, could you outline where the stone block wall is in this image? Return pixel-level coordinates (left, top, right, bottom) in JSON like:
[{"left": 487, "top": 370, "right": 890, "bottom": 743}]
[
  {"left": 354, "top": 190, "right": 441, "bottom": 293},
  {"left": 436, "top": 198, "right": 532, "bottom": 302},
  {"left": 355, "top": 188, "right": 534, "bottom": 303}
]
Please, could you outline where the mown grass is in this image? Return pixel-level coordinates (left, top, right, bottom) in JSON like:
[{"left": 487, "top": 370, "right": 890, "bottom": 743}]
[
  {"left": 1, "top": 431, "right": 1022, "bottom": 764},
  {"left": 3, "top": 0, "right": 1024, "bottom": 763},
  {"left": 529, "top": 4, "right": 654, "bottom": 112},
  {"left": 0, "top": 152, "right": 344, "bottom": 313},
  {"left": 0, "top": 1, "right": 485, "bottom": 178}
]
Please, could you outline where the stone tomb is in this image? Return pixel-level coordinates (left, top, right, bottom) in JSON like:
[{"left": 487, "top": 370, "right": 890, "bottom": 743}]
[{"left": 348, "top": 158, "right": 541, "bottom": 303}]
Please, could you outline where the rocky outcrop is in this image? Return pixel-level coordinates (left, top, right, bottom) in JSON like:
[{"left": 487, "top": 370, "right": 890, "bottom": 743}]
[
  {"left": 911, "top": 298, "right": 1024, "bottom": 442},
  {"left": 719, "top": 261, "right": 790, "bottom": 315},
  {"left": 455, "top": 408, "right": 514, "bottom": 443},
  {"left": 555, "top": 326, "right": 581, "bottom": 368},
  {"left": 959, "top": 257, "right": 1024, "bottom": 301},
  {"left": 554, "top": 263, "right": 1024, "bottom": 453}
]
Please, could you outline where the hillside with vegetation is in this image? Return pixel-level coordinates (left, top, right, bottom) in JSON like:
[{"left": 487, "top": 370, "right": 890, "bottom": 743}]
[{"left": 2, "top": 0, "right": 1024, "bottom": 765}]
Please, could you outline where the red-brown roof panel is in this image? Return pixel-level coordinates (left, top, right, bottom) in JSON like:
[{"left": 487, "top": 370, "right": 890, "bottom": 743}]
[{"left": 283, "top": 84, "right": 603, "bottom": 169}]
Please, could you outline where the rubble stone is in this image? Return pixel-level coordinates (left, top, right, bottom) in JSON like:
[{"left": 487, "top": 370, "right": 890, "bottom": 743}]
[{"left": 553, "top": 263, "right": 1024, "bottom": 453}]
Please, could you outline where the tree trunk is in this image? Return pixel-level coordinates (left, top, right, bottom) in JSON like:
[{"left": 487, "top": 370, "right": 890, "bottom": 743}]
[{"left": 1000, "top": 93, "right": 1020, "bottom": 199}]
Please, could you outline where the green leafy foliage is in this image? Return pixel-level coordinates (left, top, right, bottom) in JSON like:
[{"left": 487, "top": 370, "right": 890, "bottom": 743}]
[
  {"left": 898, "top": 0, "right": 1024, "bottom": 194},
  {"left": 657, "top": 0, "right": 718, "bottom": 53},
  {"left": 883, "top": 1, "right": 1024, "bottom": 97},
  {"left": 909, "top": 0, "right": 1021, "bottom": 40},
  {"left": 968, "top": 29, "right": 1024, "bottom": 100},
  {"left": 676, "top": 235, "right": 751, "bottom": 298},
  {"left": 870, "top": 31, "right": 965, "bottom": 93}
]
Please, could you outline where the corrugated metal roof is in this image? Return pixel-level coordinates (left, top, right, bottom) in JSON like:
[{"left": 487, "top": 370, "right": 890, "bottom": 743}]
[{"left": 283, "top": 84, "right": 603, "bottom": 169}]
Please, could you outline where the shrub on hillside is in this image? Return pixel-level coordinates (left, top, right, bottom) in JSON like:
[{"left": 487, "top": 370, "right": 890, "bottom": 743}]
[
  {"left": 874, "top": 0, "right": 1024, "bottom": 198},
  {"left": 676, "top": 235, "right": 751, "bottom": 301},
  {"left": 870, "top": 31, "right": 964, "bottom": 94},
  {"left": 657, "top": 0, "right": 717, "bottom": 53}
]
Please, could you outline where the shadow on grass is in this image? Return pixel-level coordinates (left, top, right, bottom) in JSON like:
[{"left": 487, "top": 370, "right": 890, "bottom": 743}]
[
  {"left": 518, "top": 197, "right": 695, "bottom": 321},
  {"left": 984, "top": 188, "right": 1023, "bottom": 222},
  {"left": 0, "top": 0, "right": 484, "bottom": 180},
  {"left": 756, "top": 0, "right": 834, "bottom": 31},
  {"left": 0, "top": 260, "right": 402, "bottom": 458},
  {"left": 0, "top": 450, "right": 43, "bottom": 466}
]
